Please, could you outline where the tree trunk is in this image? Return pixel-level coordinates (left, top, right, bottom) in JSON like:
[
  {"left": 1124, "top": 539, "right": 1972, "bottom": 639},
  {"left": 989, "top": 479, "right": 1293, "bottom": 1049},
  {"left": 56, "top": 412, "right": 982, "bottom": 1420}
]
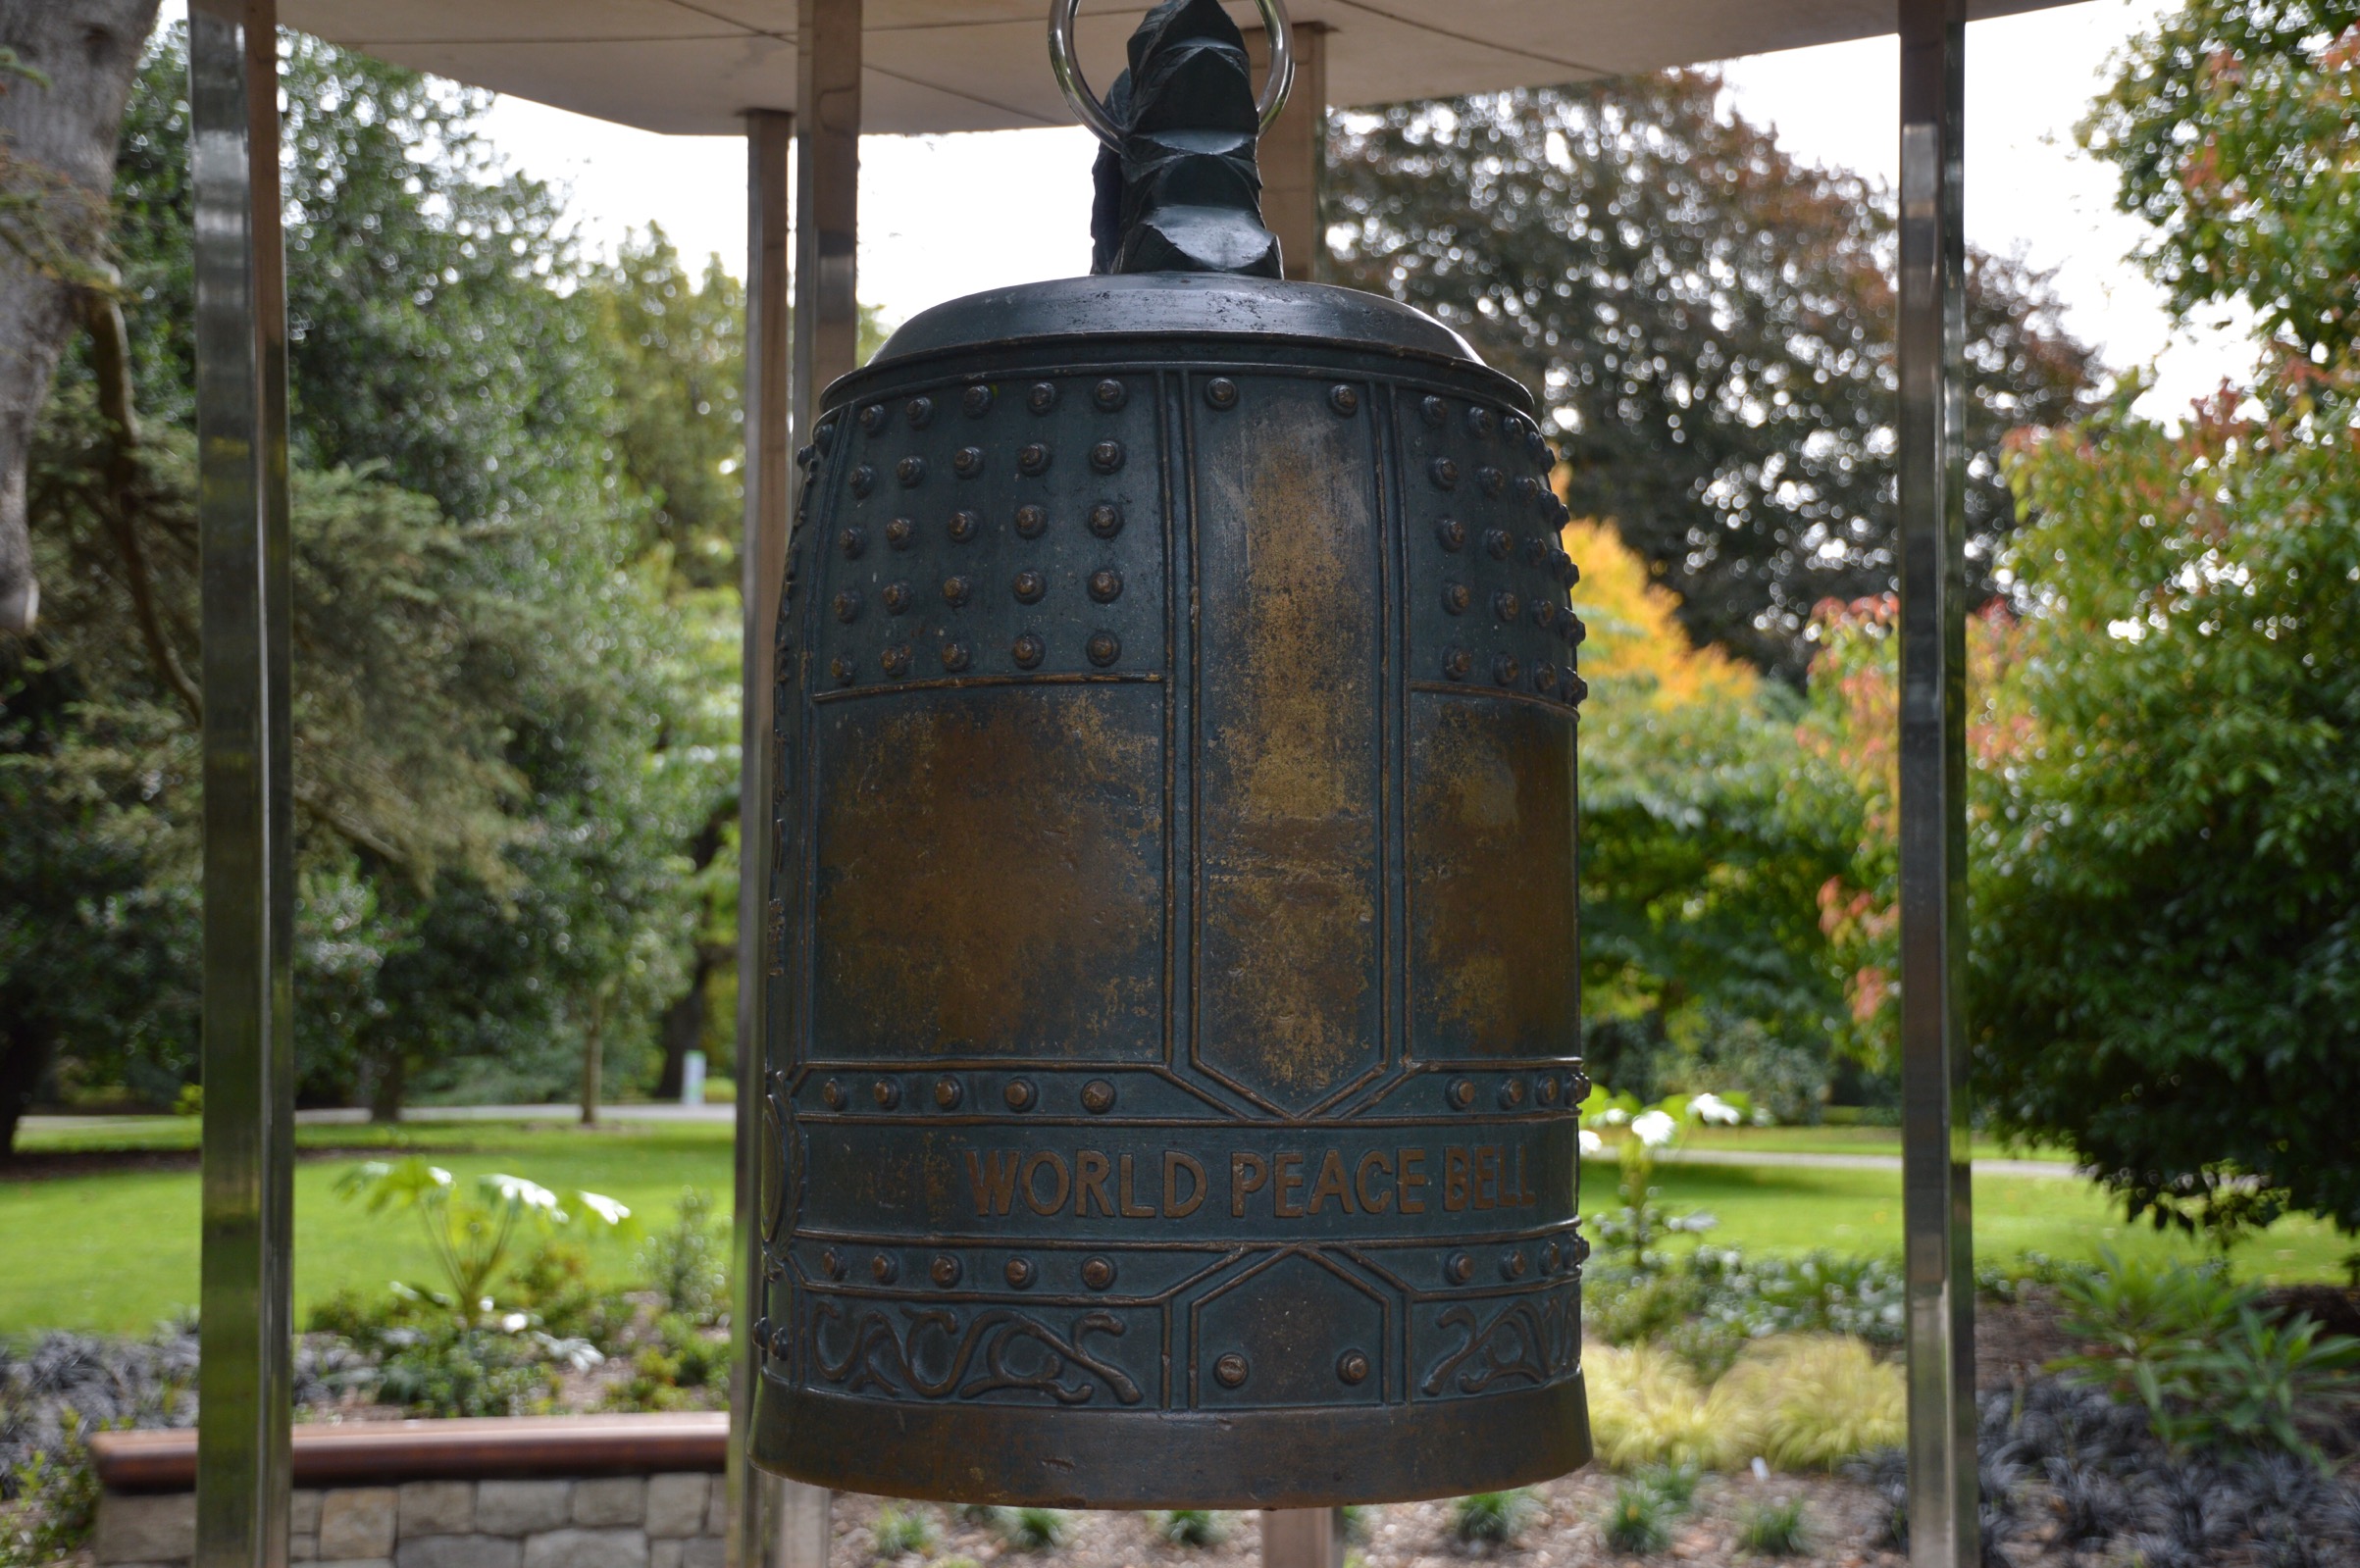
[
  {"left": 367, "top": 1045, "right": 405, "bottom": 1123},
  {"left": 0, "top": 0, "right": 162, "bottom": 633},
  {"left": 653, "top": 943, "right": 719, "bottom": 1100},
  {"left": 580, "top": 991, "right": 604, "bottom": 1126},
  {"left": 0, "top": 1015, "right": 56, "bottom": 1157}
]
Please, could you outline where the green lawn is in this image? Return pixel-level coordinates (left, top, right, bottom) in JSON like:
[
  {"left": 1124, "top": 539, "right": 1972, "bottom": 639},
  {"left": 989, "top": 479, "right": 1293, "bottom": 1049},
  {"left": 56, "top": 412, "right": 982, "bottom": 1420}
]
[{"left": 2, "top": 1120, "right": 2343, "bottom": 1337}]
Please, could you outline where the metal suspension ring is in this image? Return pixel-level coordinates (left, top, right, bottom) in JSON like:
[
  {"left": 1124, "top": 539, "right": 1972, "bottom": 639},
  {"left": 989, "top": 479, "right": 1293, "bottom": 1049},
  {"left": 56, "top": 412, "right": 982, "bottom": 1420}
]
[{"left": 1049, "top": 0, "right": 1297, "bottom": 148}]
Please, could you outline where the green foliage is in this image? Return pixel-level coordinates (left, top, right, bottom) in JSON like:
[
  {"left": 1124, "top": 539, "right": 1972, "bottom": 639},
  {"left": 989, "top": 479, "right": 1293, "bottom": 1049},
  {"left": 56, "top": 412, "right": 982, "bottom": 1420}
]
[
  {"left": 870, "top": 1503, "right": 941, "bottom": 1560},
  {"left": 638, "top": 1189, "right": 727, "bottom": 1323},
  {"left": 1599, "top": 1483, "right": 1672, "bottom": 1554},
  {"left": 2083, "top": 0, "right": 2360, "bottom": 371},
  {"left": 1735, "top": 1498, "right": 1809, "bottom": 1557},
  {"left": 1148, "top": 1509, "right": 1230, "bottom": 1547},
  {"left": 372, "top": 1323, "right": 562, "bottom": 1418},
  {"left": 1634, "top": 1461, "right": 1699, "bottom": 1510},
  {"left": 505, "top": 1239, "right": 631, "bottom": 1349},
  {"left": 1328, "top": 75, "right": 2093, "bottom": 676},
  {"left": 989, "top": 1508, "right": 1071, "bottom": 1552},
  {"left": 602, "top": 1314, "right": 729, "bottom": 1413},
  {"left": 0, "top": 1416, "right": 105, "bottom": 1568},
  {"left": 1338, "top": 1503, "right": 1369, "bottom": 1543},
  {"left": 1584, "top": 1336, "right": 1905, "bottom": 1472},
  {"left": 333, "top": 1157, "right": 632, "bottom": 1311},
  {"left": 1449, "top": 1490, "right": 1539, "bottom": 1546}
]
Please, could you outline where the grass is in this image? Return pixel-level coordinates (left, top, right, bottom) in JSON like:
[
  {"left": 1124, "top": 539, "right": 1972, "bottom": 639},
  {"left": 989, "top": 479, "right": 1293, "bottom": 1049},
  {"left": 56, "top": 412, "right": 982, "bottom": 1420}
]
[
  {"left": 1736, "top": 1498, "right": 1810, "bottom": 1556},
  {"left": 1, "top": 1117, "right": 2346, "bottom": 1335},
  {"left": 1450, "top": 1491, "right": 1539, "bottom": 1545},
  {"left": 1600, "top": 1483, "right": 1673, "bottom": 1554}
]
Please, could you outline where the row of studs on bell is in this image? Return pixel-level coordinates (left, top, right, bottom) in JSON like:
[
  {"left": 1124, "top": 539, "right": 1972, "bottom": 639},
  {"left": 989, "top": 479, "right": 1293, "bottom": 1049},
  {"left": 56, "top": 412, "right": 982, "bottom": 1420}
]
[
  {"left": 796, "top": 1232, "right": 1592, "bottom": 1295},
  {"left": 839, "top": 500, "right": 1130, "bottom": 556},
  {"left": 807, "top": 1069, "right": 1593, "bottom": 1117},
  {"left": 830, "top": 564, "right": 1128, "bottom": 625},
  {"left": 845, "top": 435, "right": 1128, "bottom": 498},
  {"left": 822, "top": 629, "right": 1125, "bottom": 684}
]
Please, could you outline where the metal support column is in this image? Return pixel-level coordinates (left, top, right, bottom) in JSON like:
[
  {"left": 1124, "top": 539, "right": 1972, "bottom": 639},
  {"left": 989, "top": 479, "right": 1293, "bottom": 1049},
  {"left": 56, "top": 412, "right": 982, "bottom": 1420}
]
[
  {"left": 1246, "top": 22, "right": 1328, "bottom": 282},
  {"left": 793, "top": 0, "right": 863, "bottom": 435},
  {"left": 190, "top": 5, "right": 293, "bottom": 1568},
  {"left": 1261, "top": 1510, "right": 1346, "bottom": 1568},
  {"left": 1896, "top": 0, "right": 1975, "bottom": 1564}
]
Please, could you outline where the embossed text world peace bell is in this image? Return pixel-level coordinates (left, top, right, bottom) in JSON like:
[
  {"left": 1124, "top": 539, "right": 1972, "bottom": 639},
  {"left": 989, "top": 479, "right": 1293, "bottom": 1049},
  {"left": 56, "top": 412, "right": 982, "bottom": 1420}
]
[{"left": 750, "top": 0, "right": 1591, "bottom": 1506}]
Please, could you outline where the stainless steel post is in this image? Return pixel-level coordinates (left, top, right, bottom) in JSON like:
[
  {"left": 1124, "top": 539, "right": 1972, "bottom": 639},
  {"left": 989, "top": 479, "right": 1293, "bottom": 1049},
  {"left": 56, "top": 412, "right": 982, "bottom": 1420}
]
[
  {"left": 189, "top": 4, "right": 292, "bottom": 1568},
  {"left": 1261, "top": 1510, "right": 1346, "bottom": 1568},
  {"left": 1896, "top": 0, "right": 1975, "bottom": 1563},
  {"left": 792, "top": 0, "right": 863, "bottom": 437},
  {"left": 731, "top": 107, "right": 800, "bottom": 1568},
  {"left": 1245, "top": 21, "right": 1328, "bottom": 283}
]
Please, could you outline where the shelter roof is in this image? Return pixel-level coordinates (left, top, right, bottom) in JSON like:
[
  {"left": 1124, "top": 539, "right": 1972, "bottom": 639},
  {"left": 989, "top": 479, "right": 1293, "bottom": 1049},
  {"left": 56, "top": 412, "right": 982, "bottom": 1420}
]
[{"left": 281, "top": 0, "right": 2083, "bottom": 136}]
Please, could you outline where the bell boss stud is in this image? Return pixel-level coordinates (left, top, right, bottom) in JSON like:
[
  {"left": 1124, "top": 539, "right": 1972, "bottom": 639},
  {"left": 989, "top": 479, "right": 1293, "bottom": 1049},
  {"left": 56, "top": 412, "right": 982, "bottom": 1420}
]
[{"left": 753, "top": 0, "right": 1591, "bottom": 1508}]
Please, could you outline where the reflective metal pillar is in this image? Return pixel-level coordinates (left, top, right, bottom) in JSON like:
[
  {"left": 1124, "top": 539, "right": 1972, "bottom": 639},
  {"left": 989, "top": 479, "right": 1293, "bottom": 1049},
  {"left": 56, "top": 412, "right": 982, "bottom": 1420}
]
[
  {"left": 792, "top": 0, "right": 863, "bottom": 436},
  {"left": 189, "top": 4, "right": 293, "bottom": 1568},
  {"left": 732, "top": 108, "right": 815, "bottom": 1568},
  {"left": 1896, "top": 0, "right": 1975, "bottom": 1564},
  {"left": 1246, "top": 21, "right": 1327, "bottom": 282}
]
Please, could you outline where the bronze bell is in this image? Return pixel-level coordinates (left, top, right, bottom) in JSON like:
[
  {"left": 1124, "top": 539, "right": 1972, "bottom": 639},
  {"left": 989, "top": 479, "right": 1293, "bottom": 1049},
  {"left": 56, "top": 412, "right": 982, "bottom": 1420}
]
[{"left": 752, "top": 0, "right": 1590, "bottom": 1507}]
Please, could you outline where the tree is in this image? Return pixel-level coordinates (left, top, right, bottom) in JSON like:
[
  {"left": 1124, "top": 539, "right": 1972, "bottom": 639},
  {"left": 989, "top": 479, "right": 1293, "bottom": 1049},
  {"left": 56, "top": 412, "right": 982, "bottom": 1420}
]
[
  {"left": 1327, "top": 75, "right": 2097, "bottom": 678},
  {"left": 1, "top": 0, "right": 161, "bottom": 634}
]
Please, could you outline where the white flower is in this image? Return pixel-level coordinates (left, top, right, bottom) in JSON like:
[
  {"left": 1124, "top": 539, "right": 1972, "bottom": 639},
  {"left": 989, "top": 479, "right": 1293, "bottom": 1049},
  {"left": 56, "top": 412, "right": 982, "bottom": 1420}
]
[
  {"left": 1631, "top": 1109, "right": 1677, "bottom": 1148},
  {"left": 500, "top": 1312, "right": 530, "bottom": 1333},
  {"left": 575, "top": 1190, "right": 632, "bottom": 1226},
  {"left": 1599, "top": 1107, "right": 1630, "bottom": 1126},
  {"left": 1690, "top": 1092, "right": 1741, "bottom": 1127},
  {"left": 486, "top": 1174, "right": 561, "bottom": 1214},
  {"left": 1579, "top": 1129, "right": 1605, "bottom": 1157}
]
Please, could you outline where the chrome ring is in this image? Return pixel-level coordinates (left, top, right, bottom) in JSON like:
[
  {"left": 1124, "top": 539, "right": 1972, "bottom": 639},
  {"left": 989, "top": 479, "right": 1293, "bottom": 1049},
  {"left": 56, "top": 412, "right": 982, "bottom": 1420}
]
[{"left": 1049, "top": 0, "right": 1296, "bottom": 148}]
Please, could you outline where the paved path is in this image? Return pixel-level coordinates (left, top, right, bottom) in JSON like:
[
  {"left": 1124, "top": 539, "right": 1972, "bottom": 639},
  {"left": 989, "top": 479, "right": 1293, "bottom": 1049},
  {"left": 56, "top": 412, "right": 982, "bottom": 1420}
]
[{"left": 1656, "top": 1147, "right": 2080, "bottom": 1180}]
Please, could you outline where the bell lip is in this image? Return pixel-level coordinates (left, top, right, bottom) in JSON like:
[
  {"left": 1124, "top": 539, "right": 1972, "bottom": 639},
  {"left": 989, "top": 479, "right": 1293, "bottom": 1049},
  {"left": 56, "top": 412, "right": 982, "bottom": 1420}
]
[
  {"left": 749, "top": 1371, "right": 1592, "bottom": 1509},
  {"left": 841, "top": 273, "right": 1528, "bottom": 410}
]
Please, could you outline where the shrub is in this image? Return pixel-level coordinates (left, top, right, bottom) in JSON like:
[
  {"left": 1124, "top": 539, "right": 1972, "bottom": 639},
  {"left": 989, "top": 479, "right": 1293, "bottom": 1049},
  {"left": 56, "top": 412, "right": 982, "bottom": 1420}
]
[
  {"left": 1450, "top": 1490, "right": 1538, "bottom": 1546},
  {"left": 506, "top": 1239, "right": 630, "bottom": 1349},
  {"left": 871, "top": 1503, "right": 940, "bottom": 1559},
  {"left": 602, "top": 1314, "right": 730, "bottom": 1413},
  {"left": 373, "top": 1324, "right": 561, "bottom": 1417},
  {"left": 1599, "top": 1483, "right": 1671, "bottom": 1554},
  {"left": 1582, "top": 1343, "right": 1722, "bottom": 1470},
  {"left": 1635, "top": 1461, "right": 1698, "bottom": 1509},
  {"left": 1707, "top": 1337, "right": 1905, "bottom": 1470},
  {"left": 992, "top": 1508, "right": 1071, "bottom": 1552},
  {"left": 1735, "top": 1498, "right": 1808, "bottom": 1556},
  {"left": 639, "top": 1189, "right": 727, "bottom": 1324},
  {"left": 0, "top": 1416, "right": 106, "bottom": 1568},
  {"left": 1150, "top": 1510, "right": 1229, "bottom": 1547},
  {"left": 1339, "top": 1504, "right": 1370, "bottom": 1543}
]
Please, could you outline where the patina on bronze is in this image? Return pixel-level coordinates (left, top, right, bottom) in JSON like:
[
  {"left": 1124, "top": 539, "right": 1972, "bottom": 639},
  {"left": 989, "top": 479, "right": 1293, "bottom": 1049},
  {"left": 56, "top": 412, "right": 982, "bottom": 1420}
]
[{"left": 750, "top": 0, "right": 1591, "bottom": 1507}]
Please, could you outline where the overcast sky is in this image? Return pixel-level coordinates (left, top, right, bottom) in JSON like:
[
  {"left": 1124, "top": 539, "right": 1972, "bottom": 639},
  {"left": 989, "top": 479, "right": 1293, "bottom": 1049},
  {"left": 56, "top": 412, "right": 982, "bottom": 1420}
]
[{"left": 450, "top": 0, "right": 2248, "bottom": 422}]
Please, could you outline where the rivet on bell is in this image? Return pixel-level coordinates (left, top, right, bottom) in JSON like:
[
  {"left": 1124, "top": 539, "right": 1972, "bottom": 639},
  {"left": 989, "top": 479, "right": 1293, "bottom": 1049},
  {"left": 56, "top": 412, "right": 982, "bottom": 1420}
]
[
  {"left": 872, "top": 1253, "right": 900, "bottom": 1284},
  {"left": 1485, "top": 528, "right": 1513, "bottom": 560},
  {"left": 906, "top": 396, "right": 935, "bottom": 429},
  {"left": 896, "top": 455, "right": 925, "bottom": 487},
  {"left": 833, "top": 589, "right": 862, "bottom": 624},
  {"left": 1014, "top": 503, "right": 1048, "bottom": 538},
  {"left": 1542, "top": 1239, "right": 1562, "bottom": 1271},
  {"left": 952, "top": 445, "right": 984, "bottom": 478},
  {"left": 839, "top": 525, "right": 866, "bottom": 559},
  {"left": 1080, "top": 1080, "right": 1116, "bottom": 1114},
  {"left": 821, "top": 1246, "right": 847, "bottom": 1280},
  {"left": 1562, "top": 559, "right": 1582, "bottom": 588},
  {"left": 882, "top": 582, "right": 912, "bottom": 615},
  {"left": 1329, "top": 384, "right": 1360, "bottom": 416},
  {"left": 850, "top": 465, "right": 875, "bottom": 497},
  {"left": 1081, "top": 1257, "right": 1116, "bottom": 1290},
  {"left": 1205, "top": 378, "right": 1239, "bottom": 410},
  {"left": 1538, "top": 1075, "right": 1562, "bottom": 1104},
  {"left": 1442, "top": 645, "right": 1473, "bottom": 682},
  {"left": 948, "top": 509, "right": 980, "bottom": 542},
  {"left": 858, "top": 403, "right": 886, "bottom": 431},
  {"left": 1337, "top": 1350, "right": 1370, "bottom": 1385},
  {"left": 1088, "top": 502, "right": 1123, "bottom": 539},
  {"left": 1524, "top": 536, "right": 1552, "bottom": 568},
  {"left": 820, "top": 1079, "right": 846, "bottom": 1109},
  {"left": 1445, "top": 1253, "right": 1473, "bottom": 1285},
  {"left": 1004, "top": 1079, "right": 1038, "bottom": 1111},
  {"left": 1501, "top": 1249, "right": 1528, "bottom": 1280},
  {"left": 942, "top": 576, "right": 972, "bottom": 607},
  {"left": 1435, "top": 518, "right": 1466, "bottom": 551},
  {"left": 933, "top": 1075, "right": 963, "bottom": 1110},
  {"left": 1093, "top": 378, "right": 1128, "bottom": 411},
  {"left": 1005, "top": 1257, "right": 1037, "bottom": 1289},
  {"left": 1494, "top": 655, "right": 1521, "bottom": 686},
  {"left": 941, "top": 640, "right": 971, "bottom": 673},
  {"left": 1565, "top": 674, "right": 1591, "bottom": 704},
  {"left": 1534, "top": 663, "right": 1559, "bottom": 693},
  {"left": 963, "top": 384, "right": 994, "bottom": 418},
  {"left": 1012, "top": 570, "right": 1046, "bottom": 604},
  {"left": 873, "top": 1078, "right": 902, "bottom": 1109},
  {"left": 1514, "top": 475, "right": 1540, "bottom": 503},
  {"left": 829, "top": 656, "right": 855, "bottom": 686},
  {"left": 1018, "top": 443, "right": 1052, "bottom": 477},
  {"left": 1494, "top": 590, "right": 1521, "bottom": 622},
  {"left": 1086, "top": 632, "right": 1121, "bottom": 667},
  {"left": 1533, "top": 599, "right": 1558, "bottom": 629},
  {"left": 815, "top": 418, "right": 839, "bottom": 452},
  {"left": 1570, "top": 1234, "right": 1593, "bottom": 1265},
  {"left": 1567, "top": 616, "right": 1588, "bottom": 645},
  {"left": 1499, "top": 1078, "right": 1528, "bottom": 1109},
  {"left": 1088, "top": 569, "right": 1124, "bottom": 604},
  {"left": 885, "top": 516, "right": 915, "bottom": 550},
  {"left": 1442, "top": 582, "right": 1471, "bottom": 615},
  {"left": 1429, "top": 456, "right": 1460, "bottom": 489},
  {"left": 931, "top": 1255, "right": 962, "bottom": 1289},
  {"left": 1011, "top": 632, "right": 1046, "bottom": 670},
  {"left": 1570, "top": 1071, "right": 1592, "bottom": 1101},
  {"left": 1027, "top": 381, "right": 1057, "bottom": 414},
  {"left": 1089, "top": 439, "right": 1124, "bottom": 474},
  {"left": 1464, "top": 405, "right": 1497, "bottom": 438},
  {"left": 1419, "top": 394, "right": 1447, "bottom": 428},
  {"left": 882, "top": 644, "right": 913, "bottom": 679},
  {"left": 1213, "top": 1353, "right": 1250, "bottom": 1389},
  {"left": 1448, "top": 1078, "right": 1475, "bottom": 1108}
]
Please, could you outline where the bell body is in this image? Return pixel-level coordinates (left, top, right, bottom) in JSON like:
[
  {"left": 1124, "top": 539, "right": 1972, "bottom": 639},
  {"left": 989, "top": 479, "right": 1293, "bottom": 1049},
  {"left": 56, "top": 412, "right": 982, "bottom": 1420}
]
[{"left": 752, "top": 275, "right": 1591, "bottom": 1507}]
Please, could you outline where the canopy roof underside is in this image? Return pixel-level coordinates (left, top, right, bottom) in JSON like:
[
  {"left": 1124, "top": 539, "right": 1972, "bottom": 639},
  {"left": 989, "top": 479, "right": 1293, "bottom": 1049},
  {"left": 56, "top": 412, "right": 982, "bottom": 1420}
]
[{"left": 282, "top": 0, "right": 2083, "bottom": 136}]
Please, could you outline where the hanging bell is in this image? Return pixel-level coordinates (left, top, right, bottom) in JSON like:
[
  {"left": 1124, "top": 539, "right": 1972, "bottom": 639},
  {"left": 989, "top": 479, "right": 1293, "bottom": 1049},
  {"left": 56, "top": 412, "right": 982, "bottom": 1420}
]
[{"left": 752, "top": 0, "right": 1590, "bottom": 1507}]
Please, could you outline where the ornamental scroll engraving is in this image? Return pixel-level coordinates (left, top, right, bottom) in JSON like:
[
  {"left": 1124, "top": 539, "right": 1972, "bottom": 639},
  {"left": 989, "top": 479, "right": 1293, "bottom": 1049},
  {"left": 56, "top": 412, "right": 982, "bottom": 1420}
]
[
  {"left": 1418, "top": 1289, "right": 1582, "bottom": 1397},
  {"left": 811, "top": 1301, "right": 1146, "bottom": 1406}
]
